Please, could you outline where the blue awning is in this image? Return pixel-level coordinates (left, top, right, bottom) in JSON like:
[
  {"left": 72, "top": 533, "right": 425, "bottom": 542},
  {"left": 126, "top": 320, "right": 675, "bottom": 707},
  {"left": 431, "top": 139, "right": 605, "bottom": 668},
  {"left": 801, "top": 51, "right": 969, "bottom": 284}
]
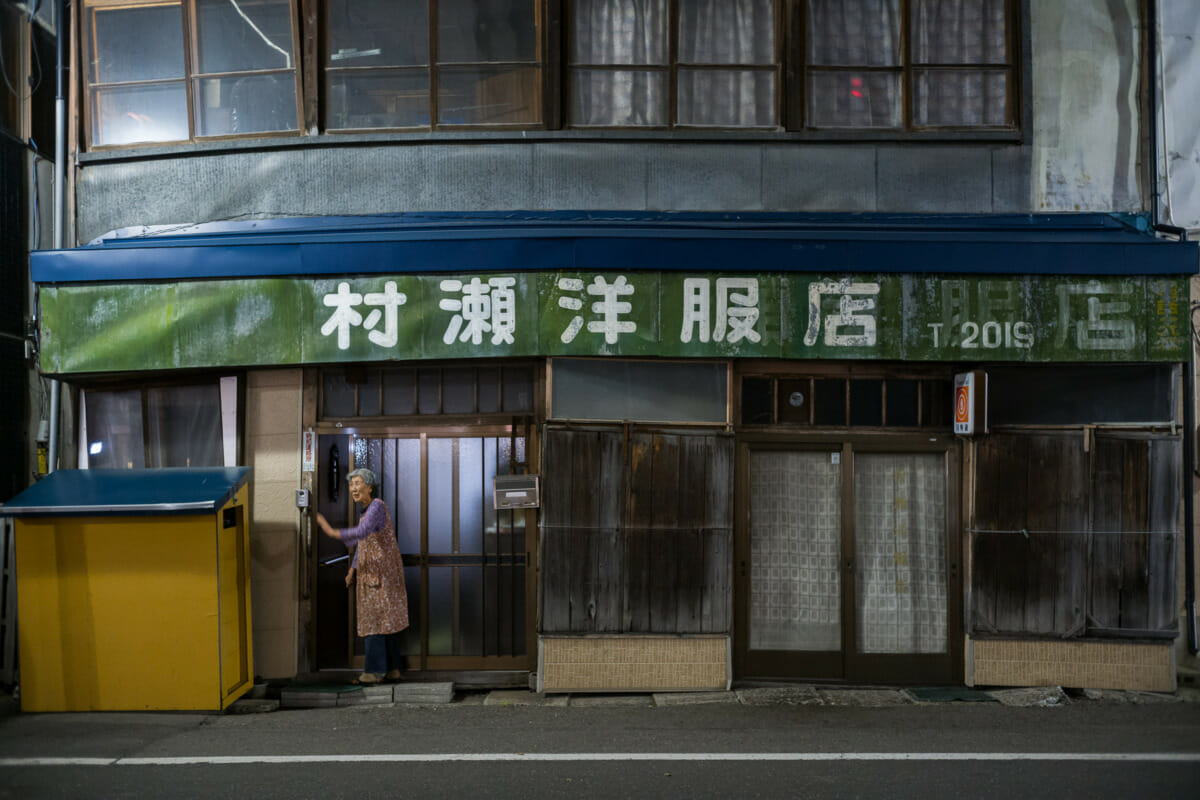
[
  {"left": 30, "top": 211, "right": 1197, "bottom": 283},
  {"left": 0, "top": 468, "right": 252, "bottom": 517}
]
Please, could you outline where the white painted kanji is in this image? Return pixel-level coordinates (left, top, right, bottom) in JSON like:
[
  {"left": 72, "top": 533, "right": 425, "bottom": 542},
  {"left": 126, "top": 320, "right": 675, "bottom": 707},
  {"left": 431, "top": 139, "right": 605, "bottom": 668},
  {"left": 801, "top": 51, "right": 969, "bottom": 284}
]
[
  {"left": 681, "top": 278, "right": 711, "bottom": 343},
  {"left": 557, "top": 275, "right": 638, "bottom": 344},
  {"left": 1054, "top": 281, "right": 1135, "bottom": 351},
  {"left": 803, "top": 279, "right": 880, "bottom": 347},
  {"left": 320, "top": 281, "right": 407, "bottom": 350},
  {"left": 320, "top": 282, "right": 364, "bottom": 351},
  {"left": 681, "top": 277, "right": 761, "bottom": 344},
  {"left": 362, "top": 280, "right": 407, "bottom": 348},
  {"left": 715, "top": 277, "right": 760, "bottom": 343},
  {"left": 439, "top": 276, "right": 518, "bottom": 346},
  {"left": 557, "top": 277, "right": 586, "bottom": 343},
  {"left": 586, "top": 275, "right": 637, "bottom": 344}
]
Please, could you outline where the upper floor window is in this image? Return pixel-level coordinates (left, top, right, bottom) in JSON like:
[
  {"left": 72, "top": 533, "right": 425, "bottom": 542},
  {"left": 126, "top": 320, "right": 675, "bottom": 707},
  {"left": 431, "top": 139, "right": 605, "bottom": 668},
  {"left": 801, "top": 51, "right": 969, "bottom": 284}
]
[
  {"left": 82, "top": 0, "right": 301, "bottom": 147},
  {"left": 799, "top": 0, "right": 1014, "bottom": 130},
  {"left": 567, "top": 0, "right": 779, "bottom": 128},
  {"left": 324, "top": 0, "right": 542, "bottom": 131},
  {"left": 78, "top": 0, "right": 1018, "bottom": 148}
]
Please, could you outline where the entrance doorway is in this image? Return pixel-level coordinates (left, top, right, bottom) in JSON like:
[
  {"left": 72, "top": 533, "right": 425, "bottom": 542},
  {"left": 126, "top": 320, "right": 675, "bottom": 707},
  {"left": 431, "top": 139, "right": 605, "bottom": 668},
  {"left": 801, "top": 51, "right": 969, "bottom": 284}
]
[
  {"left": 314, "top": 429, "right": 536, "bottom": 673},
  {"left": 735, "top": 440, "right": 961, "bottom": 684}
]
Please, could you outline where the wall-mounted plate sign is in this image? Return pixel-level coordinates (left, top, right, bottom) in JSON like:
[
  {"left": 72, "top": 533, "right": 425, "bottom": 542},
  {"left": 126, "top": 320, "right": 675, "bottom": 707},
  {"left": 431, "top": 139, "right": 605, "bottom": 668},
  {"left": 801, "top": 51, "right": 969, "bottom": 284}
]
[
  {"left": 954, "top": 370, "right": 987, "bottom": 435},
  {"left": 494, "top": 474, "right": 540, "bottom": 510}
]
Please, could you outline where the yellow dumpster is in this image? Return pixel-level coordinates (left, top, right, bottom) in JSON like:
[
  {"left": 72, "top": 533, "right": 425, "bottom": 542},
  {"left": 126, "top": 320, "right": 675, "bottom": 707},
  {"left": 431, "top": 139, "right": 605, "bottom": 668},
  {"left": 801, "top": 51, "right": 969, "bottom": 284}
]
[{"left": 0, "top": 467, "right": 253, "bottom": 711}]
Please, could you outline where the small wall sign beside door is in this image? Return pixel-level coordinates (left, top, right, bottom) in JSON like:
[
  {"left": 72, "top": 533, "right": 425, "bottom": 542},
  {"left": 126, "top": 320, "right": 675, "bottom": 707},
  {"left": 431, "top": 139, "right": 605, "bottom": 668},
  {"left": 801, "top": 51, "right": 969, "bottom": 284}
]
[{"left": 954, "top": 371, "right": 987, "bottom": 435}]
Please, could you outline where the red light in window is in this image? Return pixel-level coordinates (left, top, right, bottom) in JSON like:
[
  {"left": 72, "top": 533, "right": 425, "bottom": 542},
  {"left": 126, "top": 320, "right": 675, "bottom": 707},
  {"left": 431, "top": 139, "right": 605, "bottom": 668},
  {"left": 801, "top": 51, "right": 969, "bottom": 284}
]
[
  {"left": 850, "top": 76, "right": 864, "bottom": 98},
  {"left": 851, "top": 78, "right": 863, "bottom": 87},
  {"left": 851, "top": 90, "right": 863, "bottom": 98}
]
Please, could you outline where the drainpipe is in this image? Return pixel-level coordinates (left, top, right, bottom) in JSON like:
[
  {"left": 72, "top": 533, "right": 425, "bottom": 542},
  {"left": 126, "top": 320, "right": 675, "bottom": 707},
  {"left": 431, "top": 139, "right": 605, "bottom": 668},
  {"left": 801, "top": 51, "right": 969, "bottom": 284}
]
[
  {"left": 1185, "top": 363, "right": 1198, "bottom": 654},
  {"left": 46, "top": 0, "right": 66, "bottom": 474}
]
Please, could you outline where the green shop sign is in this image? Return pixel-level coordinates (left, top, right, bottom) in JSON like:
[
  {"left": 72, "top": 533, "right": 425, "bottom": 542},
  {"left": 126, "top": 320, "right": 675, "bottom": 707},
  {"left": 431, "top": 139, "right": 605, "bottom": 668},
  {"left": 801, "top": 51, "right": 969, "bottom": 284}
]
[{"left": 38, "top": 272, "right": 1189, "bottom": 374}]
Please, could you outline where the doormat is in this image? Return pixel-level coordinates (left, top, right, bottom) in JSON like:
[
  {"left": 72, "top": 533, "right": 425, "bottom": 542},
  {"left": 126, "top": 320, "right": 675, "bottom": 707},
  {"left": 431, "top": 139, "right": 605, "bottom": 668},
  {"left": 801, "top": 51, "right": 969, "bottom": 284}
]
[
  {"left": 907, "top": 686, "right": 997, "bottom": 703},
  {"left": 283, "top": 683, "right": 362, "bottom": 694}
]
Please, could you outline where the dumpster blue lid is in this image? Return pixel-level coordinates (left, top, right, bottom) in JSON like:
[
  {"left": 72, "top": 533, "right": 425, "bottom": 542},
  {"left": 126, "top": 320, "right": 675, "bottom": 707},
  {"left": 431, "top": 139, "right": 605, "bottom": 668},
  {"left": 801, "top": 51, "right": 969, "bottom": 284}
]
[{"left": 0, "top": 468, "right": 252, "bottom": 517}]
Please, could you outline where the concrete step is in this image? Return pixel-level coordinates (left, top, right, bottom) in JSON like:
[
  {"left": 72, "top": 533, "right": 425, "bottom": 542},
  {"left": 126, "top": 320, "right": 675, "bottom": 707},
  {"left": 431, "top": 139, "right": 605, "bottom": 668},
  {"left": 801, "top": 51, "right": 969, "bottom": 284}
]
[
  {"left": 393, "top": 682, "right": 455, "bottom": 704},
  {"left": 337, "top": 685, "right": 395, "bottom": 706}
]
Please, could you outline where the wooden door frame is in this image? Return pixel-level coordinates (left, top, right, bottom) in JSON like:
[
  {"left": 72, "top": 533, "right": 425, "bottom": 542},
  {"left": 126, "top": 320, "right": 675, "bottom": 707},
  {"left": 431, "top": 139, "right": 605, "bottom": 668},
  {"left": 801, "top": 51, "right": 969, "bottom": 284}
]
[
  {"left": 311, "top": 422, "right": 539, "bottom": 673},
  {"left": 734, "top": 432, "right": 963, "bottom": 685}
]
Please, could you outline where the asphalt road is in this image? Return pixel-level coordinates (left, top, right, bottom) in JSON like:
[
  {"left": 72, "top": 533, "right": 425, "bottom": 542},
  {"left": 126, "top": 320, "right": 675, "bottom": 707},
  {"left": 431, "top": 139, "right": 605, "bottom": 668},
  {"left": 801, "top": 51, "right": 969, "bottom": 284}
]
[{"left": 1, "top": 699, "right": 1198, "bottom": 798}]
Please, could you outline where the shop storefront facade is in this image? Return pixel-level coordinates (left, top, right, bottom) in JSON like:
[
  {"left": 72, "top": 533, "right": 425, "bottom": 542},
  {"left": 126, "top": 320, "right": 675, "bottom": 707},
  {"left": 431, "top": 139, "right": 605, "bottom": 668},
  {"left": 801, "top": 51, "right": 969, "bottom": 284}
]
[{"left": 31, "top": 212, "right": 1196, "bottom": 690}]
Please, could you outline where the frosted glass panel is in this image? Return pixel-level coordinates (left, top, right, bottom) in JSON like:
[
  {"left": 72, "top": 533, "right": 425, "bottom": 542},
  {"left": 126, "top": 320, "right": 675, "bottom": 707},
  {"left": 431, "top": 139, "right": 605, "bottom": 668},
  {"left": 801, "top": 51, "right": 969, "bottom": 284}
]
[
  {"left": 854, "top": 453, "right": 947, "bottom": 654},
  {"left": 552, "top": 359, "right": 726, "bottom": 422},
  {"left": 749, "top": 451, "right": 841, "bottom": 651},
  {"left": 428, "top": 438, "right": 454, "bottom": 552}
]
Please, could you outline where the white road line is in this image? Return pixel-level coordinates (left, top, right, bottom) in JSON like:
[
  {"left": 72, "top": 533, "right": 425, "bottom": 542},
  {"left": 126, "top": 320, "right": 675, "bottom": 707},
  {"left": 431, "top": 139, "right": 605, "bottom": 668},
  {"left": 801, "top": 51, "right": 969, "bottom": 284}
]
[{"left": 0, "top": 753, "right": 1198, "bottom": 767}]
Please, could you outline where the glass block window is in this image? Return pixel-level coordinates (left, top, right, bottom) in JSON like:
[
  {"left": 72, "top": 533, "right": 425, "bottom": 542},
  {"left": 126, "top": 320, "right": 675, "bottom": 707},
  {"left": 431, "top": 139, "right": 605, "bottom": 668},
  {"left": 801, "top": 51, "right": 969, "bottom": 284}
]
[
  {"left": 854, "top": 452, "right": 947, "bottom": 654},
  {"left": 749, "top": 450, "right": 842, "bottom": 651}
]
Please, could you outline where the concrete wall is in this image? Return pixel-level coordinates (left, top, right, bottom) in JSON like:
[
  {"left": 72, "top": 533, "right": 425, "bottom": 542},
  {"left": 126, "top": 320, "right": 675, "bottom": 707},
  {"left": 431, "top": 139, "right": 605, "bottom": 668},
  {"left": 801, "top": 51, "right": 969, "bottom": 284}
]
[
  {"left": 72, "top": 0, "right": 1146, "bottom": 244},
  {"left": 245, "top": 369, "right": 301, "bottom": 679}
]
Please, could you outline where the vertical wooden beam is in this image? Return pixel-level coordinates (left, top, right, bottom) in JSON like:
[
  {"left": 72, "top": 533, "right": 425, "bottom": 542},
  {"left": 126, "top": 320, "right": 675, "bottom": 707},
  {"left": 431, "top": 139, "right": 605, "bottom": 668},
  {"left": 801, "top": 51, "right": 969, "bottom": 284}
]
[{"left": 300, "top": 0, "right": 319, "bottom": 133}]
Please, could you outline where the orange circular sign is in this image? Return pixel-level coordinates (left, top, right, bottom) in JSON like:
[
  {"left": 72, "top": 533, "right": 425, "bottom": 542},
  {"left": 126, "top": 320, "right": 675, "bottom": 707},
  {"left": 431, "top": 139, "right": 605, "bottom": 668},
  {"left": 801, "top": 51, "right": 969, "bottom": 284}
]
[{"left": 955, "top": 386, "right": 970, "bottom": 422}]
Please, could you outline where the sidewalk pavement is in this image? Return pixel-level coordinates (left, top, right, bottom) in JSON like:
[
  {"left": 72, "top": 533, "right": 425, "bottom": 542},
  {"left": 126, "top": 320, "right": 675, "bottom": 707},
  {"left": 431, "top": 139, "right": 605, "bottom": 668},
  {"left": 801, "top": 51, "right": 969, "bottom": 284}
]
[
  {"left": 243, "top": 682, "right": 1200, "bottom": 713},
  {"left": 3, "top": 681, "right": 1196, "bottom": 717}
]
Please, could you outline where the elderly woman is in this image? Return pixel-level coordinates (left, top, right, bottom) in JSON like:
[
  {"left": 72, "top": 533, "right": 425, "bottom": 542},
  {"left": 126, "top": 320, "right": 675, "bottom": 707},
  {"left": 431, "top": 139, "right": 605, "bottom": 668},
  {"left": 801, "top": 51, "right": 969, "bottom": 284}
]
[{"left": 315, "top": 468, "right": 409, "bottom": 685}]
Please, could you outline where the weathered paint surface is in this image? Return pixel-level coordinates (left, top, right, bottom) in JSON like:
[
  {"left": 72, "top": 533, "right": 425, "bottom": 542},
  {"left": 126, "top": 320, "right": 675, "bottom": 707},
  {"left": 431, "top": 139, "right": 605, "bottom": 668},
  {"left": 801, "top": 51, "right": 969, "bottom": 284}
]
[
  {"left": 1031, "top": 0, "right": 1144, "bottom": 213},
  {"left": 1161, "top": 0, "right": 1200, "bottom": 231},
  {"left": 39, "top": 273, "right": 1189, "bottom": 374},
  {"left": 74, "top": 2, "right": 1157, "bottom": 244}
]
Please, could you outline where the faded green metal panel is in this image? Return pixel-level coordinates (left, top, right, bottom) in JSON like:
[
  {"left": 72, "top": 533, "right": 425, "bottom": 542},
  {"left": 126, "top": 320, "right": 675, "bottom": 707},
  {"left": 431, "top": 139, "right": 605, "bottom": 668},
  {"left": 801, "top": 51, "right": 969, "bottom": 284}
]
[
  {"left": 41, "top": 283, "right": 178, "bottom": 373},
  {"left": 174, "top": 279, "right": 307, "bottom": 368},
  {"left": 37, "top": 273, "right": 1192, "bottom": 375},
  {"left": 1145, "top": 277, "right": 1191, "bottom": 362}
]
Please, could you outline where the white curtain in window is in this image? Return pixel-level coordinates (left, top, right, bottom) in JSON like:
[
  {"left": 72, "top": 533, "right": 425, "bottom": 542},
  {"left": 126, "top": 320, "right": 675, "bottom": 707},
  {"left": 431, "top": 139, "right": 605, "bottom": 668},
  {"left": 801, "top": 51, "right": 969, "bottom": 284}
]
[
  {"left": 911, "top": 0, "right": 1007, "bottom": 126},
  {"left": 145, "top": 385, "right": 224, "bottom": 468},
  {"left": 808, "top": 0, "right": 900, "bottom": 66},
  {"left": 570, "top": 0, "right": 776, "bottom": 127},
  {"left": 749, "top": 451, "right": 841, "bottom": 652},
  {"left": 853, "top": 453, "right": 947, "bottom": 654}
]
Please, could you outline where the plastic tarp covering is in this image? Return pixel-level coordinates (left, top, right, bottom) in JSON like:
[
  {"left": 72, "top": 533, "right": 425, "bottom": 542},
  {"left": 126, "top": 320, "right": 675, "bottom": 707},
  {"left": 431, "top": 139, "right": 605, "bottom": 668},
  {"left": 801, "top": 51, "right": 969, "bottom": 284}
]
[{"left": 1032, "top": 0, "right": 1143, "bottom": 212}]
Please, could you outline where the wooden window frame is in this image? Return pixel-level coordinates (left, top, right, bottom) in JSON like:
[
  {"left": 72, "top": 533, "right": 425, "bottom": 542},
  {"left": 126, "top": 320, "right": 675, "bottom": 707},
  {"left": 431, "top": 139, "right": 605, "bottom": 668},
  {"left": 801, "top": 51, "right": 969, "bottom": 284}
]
[
  {"left": 736, "top": 367, "right": 954, "bottom": 430},
  {"left": 563, "top": 0, "right": 784, "bottom": 131},
  {"left": 318, "top": 359, "right": 543, "bottom": 424},
  {"left": 319, "top": 0, "right": 548, "bottom": 133},
  {"left": 80, "top": 0, "right": 303, "bottom": 150},
  {"left": 787, "top": 0, "right": 1020, "bottom": 133}
]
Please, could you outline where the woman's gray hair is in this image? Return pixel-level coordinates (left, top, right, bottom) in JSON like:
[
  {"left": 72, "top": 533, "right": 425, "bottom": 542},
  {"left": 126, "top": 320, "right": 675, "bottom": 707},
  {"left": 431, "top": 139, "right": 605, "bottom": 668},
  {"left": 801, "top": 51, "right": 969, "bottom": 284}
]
[{"left": 346, "top": 468, "right": 379, "bottom": 492}]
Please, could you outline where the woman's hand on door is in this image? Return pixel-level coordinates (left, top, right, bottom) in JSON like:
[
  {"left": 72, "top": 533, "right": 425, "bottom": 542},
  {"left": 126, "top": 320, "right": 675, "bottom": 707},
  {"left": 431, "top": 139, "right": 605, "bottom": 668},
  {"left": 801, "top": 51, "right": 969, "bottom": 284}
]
[{"left": 315, "top": 512, "right": 341, "bottom": 540}]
